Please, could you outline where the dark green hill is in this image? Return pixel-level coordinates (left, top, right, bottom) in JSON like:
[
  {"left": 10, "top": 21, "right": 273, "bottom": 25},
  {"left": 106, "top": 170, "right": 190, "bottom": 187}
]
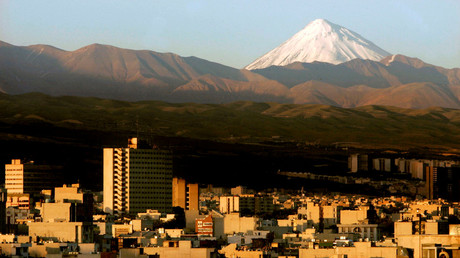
[
  {"left": 2, "top": 93, "right": 460, "bottom": 191},
  {"left": 2, "top": 93, "right": 460, "bottom": 149}
]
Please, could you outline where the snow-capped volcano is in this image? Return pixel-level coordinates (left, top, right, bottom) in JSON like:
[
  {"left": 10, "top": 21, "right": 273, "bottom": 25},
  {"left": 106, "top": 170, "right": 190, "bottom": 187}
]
[{"left": 245, "top": 19, "right": 391, "bottom": 70}]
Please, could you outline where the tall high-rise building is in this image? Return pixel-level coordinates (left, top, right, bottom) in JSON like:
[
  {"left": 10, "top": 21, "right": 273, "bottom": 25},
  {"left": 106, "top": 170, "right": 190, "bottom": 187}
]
[
  {"left": 426, "top": 166, "right": 460, "bottom": 201},
  {"left": 172, "top": 178, "right": 198, "bottom": 210},
  {"left": 4, "top": 159, "right": 64, "bottom": 195},
  {"left": 103, "top": 138, "right": 173, "bottom": 215}
]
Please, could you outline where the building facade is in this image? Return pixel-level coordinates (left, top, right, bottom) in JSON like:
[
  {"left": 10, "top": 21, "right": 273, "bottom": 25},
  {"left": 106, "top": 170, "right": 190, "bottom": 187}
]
[
  {"left": 426, "top": 166, "right": 460, "bottom": 201},
  {"left": 172, "top": 178, "right": 199, "bottom": 211},
  {"left": 103, "top": 138, "right": 173, "bottom": 215},
  {"left": 5, "top": 160, "right": 64, "bottom": 195}
]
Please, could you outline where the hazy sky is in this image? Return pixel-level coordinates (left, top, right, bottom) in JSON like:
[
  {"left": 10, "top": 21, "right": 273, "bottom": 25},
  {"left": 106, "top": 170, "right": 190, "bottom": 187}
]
[{"left": 1, "top": 0, "right": 459, "bottom": 68}]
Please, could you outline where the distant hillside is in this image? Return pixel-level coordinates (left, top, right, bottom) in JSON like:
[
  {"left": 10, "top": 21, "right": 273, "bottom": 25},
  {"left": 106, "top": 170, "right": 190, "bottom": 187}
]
[
  {"left": 2, "top": 93, "right": 460, "bottom": 150},
  {"left": 1, "top": 41, "right": 460, "bottom": 108}
]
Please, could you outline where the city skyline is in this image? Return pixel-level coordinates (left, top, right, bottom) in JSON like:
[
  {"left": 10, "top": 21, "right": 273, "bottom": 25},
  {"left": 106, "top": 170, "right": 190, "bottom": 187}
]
[{"left": 1, "top": 0, "right": 460, "bottom": 68}]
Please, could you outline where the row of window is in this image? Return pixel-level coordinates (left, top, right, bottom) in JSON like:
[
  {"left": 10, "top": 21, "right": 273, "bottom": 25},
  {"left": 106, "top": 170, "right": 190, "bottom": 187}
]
[{"left": 129, "top": 177, "right": 169, "bottom": 180}]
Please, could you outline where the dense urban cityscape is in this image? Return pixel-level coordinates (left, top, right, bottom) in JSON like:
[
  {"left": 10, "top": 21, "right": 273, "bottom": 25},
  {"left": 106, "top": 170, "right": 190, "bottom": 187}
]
[
  {"left": 0, "top": 137, "right": 458, "bottom": 257},
  {"left": 2, "top": 2, "right": 460, "bottom": 257}
]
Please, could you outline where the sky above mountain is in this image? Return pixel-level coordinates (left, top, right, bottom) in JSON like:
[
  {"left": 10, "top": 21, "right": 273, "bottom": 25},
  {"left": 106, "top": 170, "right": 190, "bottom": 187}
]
[{"left": 1, "top": 0, "right": 459, "bottom": 69}]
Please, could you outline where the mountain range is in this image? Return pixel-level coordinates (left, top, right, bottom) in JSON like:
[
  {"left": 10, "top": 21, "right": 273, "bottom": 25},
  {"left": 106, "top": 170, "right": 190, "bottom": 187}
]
[{"left": 1, "top": 19, "right": 459, "bottom": 109}]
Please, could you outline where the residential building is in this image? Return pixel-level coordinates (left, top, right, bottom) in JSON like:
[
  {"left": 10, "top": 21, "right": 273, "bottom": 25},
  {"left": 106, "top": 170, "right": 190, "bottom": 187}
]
[
  {"left": 103, "top": 138, "right": 173, "bottom": 215},
  {"left": 219, "top": 196, "right": 239, "bottom": 214},
  {"left": 4, "top": 159, "right": 64, "bottom": 195},
  {"left": 426, "top": 166, "right": 460, "bottom": 201},
  {"left": 172, "top": 178, "right": 199, "bottom": 210},
  {"left": 196, "top": 215, "right": 213, "bottom": 237},
  {"left": 27, "top": 221, "right": 94, "bottom": 243},
  {"left": 143, "top": 240, "right": 216, "bottom": 258}
]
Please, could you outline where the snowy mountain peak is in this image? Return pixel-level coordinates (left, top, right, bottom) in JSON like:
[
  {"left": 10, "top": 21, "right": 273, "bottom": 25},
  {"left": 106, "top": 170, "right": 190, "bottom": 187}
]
[{"left": 245, "top": 19, "right": 391, "bottom": 70}]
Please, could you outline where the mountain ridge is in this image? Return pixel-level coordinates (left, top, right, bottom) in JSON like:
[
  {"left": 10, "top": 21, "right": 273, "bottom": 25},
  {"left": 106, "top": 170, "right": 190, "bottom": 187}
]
[{"left": 1, "top": 40, "right": 460, "bottom": 109}]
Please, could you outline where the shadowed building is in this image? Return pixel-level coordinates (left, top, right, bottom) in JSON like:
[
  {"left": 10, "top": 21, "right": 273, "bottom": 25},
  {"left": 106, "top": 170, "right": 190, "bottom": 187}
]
[
  {"left": 4, "top": 159, "right": 64, "bottom": 196},
  {"left": 172, "top": 178, "right": 199, "bottom": 211},
  {"left": 426, "top": 166, "right": 460, "bottom": 201},
  {"left": 103, "top": 138, "right": 173, "bottom": 215}
]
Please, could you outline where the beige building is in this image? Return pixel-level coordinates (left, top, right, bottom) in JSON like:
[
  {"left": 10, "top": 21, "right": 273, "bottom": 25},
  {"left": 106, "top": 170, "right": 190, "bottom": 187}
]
[
  {"left": 394, "top": 221, "right": 460, "bottom": 258},
  {"left": 27, "top": 221, "right": 93, "bottom": 243},
  {"left": 6, "top": 193, "right": 30, "bottom": 209},
  {"left": 337, "top": 206, "right": 379, "bottom": 241},
  {"left": 220, "top": 195, "right": 274, "bottom": 215},
  {"left": 172, "top": 178, "right": 199, "bottom": 210},
  {"left": 222, "top": 213, "right": 258, "bottom": 236},
  {"left": 103, "top": 138, "right": 173, "bottom": 215},
  {"left": 305, "top": 202, "right": 340, "bottom": 227},
  {"left": 396, "top": 234, "right": 460, "bottom": 258},
  {"left": 299, "top": 241, "right": 402, "bottom": 258},
  {"left": 340, "top": 207, "right": 368, "bottom": 224},
  {"left": 337, "top": 224, "right": 379, "bottom": 241},
  {"left": 143, "top": 240, "right": 215, "bottom": 258},
  {"left": 41, "top": 202, "right": 73, "bottom": 222},
  {"left": 5, "top": 159, "right": 64, "bottom": 195},
  {"left": 219, "top": 243, "right": 269, "bottom": 258},
  {"left": 220, "top": 196, "right": 240, "bottom": 214},
  {"left": 55, "top": 183, "right": 84, "bottom": 203},
  {"left": 39, "top": 183, "right": 93, "bottom": 223}
]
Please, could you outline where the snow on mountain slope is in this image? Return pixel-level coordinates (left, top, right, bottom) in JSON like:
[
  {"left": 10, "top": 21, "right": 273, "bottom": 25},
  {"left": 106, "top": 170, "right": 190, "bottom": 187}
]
[{"left": 245, "top": 19, "right": 391, "bottom": 70}]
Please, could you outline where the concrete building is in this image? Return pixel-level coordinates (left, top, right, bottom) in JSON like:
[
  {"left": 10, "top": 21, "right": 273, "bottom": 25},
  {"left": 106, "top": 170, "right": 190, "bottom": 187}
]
[
  {"left": 231, "top": 186, "right": 247, "bottom": 195},
  {"left": 337, "top": 224, "right": 379, "bottom": 241},
  {"left": 372, "top": 158, "right": 392, "bottom": 172},
  {"left": 6, "top": 193, "right": 30, "bottom": 210},
  {"left": 305, "top": 202, "right": 340, "bottom": 228},
  {"left": 55, "top": 183, "right": 85, "bottom": 203},
  {"left": 426, "top": 166, "right": 460, "bottom": 201},
  {"left": 219, "top": 196, "right": 240, "bottom": 214},
  {"left": 172, "top": 178, "right": 199, "bottom": 210},
  {"left": 299, "top": 241, "right": 402, "bottom": 258},
  {"left": 40, "top": 184, "right": 93, "bottom": 223},
  {"left": 27, "top": 221, "right": 94, "bottom": 243},
  {"left": 143, "top": 240, "right": 215, "bottom": 258},
  {"left": 222, "top": 213, "right": 258, "bottom": 236},
  {"left": 4, "top": 159, "right": 64, "bottom": 195},
  {"left": 337, "top": 206, "right": 379, "bottom": 241},
  {"left": 240, "top": 195, "right": 274, "bottom": 215},
  {"left": 103, "top": 138, "right": 173, "bottom": 215},
  {"left": 348, "top": 154, "right": 370, "bottom": 172},
  {"left": 196, "top": 215, "right": 213, "bottom": 237}
]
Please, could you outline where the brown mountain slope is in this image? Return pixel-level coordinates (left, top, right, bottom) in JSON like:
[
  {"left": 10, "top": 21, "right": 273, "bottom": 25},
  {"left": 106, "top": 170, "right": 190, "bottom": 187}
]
[
  {"left": 252, "top": 55, "right": 459, "bottom": 89},
  {"left": 171, "top": 75, "right": 290, "bottom": 103},
  {"left": 380, "top": 54, "right": 460, "bottom": 85},
  {"left": 289, "top": 81, "right": 374, "bottom": 107},
  {"left": 288, "top": 81, "right": 460, "bottom": 109},
  {"left": 0, "top": 41, "right": 269, "bottom": 99},
  {"left": 359, "top": 82, "right": 460, "bottom": 109}
]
